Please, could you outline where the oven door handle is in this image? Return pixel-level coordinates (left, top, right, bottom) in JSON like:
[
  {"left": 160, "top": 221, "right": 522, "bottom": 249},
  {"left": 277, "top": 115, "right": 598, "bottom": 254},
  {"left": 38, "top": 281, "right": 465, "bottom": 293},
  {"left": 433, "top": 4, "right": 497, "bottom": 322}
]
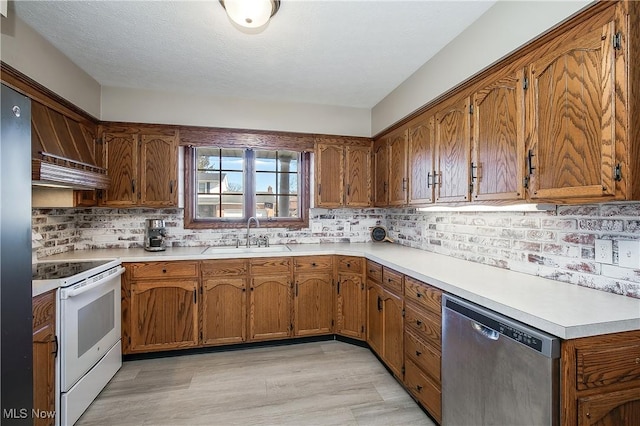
[{"left": 60, "top": 267, "right": 125, "bottom": 299}]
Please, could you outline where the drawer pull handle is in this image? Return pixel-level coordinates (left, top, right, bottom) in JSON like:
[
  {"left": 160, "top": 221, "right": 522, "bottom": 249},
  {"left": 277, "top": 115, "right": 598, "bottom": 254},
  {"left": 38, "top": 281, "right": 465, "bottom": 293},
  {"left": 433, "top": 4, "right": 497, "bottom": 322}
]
[
  {"left": 416, "top": 320, "right": 422, "bottom": 326},
  {"left": 416, "top": 385, "right": 423, "bottom": 392},
  {"left": 415, "top": 351, "right": 422, "bottom": 357},
  {"left": 346, "top": 263, "right": 351, "bottom": 268},
  {"left": 416, "top": 292, "right": 422, "bottom": 298},
  {"left": 162, "top": 269, "right": 167, "bottom": 273}
]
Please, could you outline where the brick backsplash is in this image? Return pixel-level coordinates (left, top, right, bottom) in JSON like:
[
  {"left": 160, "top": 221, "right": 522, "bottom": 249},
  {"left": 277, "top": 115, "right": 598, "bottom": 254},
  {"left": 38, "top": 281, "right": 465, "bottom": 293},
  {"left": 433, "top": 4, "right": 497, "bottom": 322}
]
[
  {"left": 32, "top": 207, "right": 384, "bottom": 254},
  {"left": 32, "top": 202, "right": 640, "bottom": 299},
  {"left": 386, "top": 203, "right": 640, "bottom": 299}
]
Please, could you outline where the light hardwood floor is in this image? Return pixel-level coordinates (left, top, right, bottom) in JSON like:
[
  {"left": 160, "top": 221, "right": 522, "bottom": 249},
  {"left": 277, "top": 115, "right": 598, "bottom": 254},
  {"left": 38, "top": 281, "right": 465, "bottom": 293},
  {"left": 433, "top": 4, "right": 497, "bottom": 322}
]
[{"left": 76, "top": 341, "right": 434, "bottom": 425}]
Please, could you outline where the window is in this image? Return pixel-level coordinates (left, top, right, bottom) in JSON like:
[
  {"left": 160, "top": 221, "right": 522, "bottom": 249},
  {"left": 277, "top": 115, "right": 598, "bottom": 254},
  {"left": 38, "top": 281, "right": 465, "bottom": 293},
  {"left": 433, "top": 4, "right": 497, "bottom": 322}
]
[{"left": 185, "top": 147, "right": 309, "bottom": 228}]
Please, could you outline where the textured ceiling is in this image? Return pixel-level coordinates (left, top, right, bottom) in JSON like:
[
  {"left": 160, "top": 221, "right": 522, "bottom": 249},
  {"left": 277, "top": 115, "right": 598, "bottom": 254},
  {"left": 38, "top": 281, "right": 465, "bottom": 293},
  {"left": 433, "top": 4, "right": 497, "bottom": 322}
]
[{"left": 14, "top": 0, "right": 496, "bottom": 109}]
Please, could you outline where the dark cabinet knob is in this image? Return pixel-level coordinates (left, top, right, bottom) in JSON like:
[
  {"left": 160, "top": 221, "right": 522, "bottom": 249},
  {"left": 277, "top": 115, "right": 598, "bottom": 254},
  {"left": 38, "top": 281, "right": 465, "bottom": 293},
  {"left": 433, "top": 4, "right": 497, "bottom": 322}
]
[
  {"left": 416, "top": 292, "right": 422, "bottom": 298},
  {"left": 416, "top": 320, "right": 422, "bottom": 326},
  {"left": 162, "top": 269, "right": 167, "bottom": 273},
  {"left": 415, "top": 351, "right": 422, "bottom": 356},
  {"left": 312, "top": 263, "right": 317, "bottom": 267},
  {"left": 346, "top": 263, "right": 351, "bottom": 268},
  {"left": 416, "top": 385, "right": 423, "bottom": 392}
]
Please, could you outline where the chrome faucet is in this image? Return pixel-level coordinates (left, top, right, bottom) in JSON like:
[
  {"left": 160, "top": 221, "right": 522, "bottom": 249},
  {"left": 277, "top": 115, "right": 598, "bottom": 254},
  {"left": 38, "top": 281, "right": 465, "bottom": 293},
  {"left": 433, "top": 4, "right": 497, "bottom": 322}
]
[{"left": 246, "top": 217, "right": 260, "bottom": 247}]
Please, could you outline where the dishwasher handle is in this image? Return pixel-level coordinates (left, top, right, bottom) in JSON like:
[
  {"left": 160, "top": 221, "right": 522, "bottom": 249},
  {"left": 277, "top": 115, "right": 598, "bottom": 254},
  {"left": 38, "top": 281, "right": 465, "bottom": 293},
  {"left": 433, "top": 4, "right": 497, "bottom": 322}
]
[{"left": 472, "top": 322, "right": 499, "bottom": 340}]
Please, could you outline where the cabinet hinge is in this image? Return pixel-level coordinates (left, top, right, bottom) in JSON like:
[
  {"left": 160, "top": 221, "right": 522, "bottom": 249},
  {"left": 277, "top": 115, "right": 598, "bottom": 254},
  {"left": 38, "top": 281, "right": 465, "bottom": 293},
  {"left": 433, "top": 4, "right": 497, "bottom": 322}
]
[
  {"left": 401, "top": 309, "right": 405, "bottom": 317},
  {"left": 523, "top": 77, "right": 529, "bottom": 90},
  {"left": 331, "top": 320, "right": 334, "bottom": 327},
  {"left": 613, "top": 32, "right": 622, "bottom": 50},
  {"left": 523, "top": 176, "right": 529, "bottom": 189},
  {"left": 193, "top": 289, "right": 197, "bottom": 304},
  {"left": 361, "top": 325, "right": 365, "bottom": 333},
  {"left": 128, "top": 336, "right": 131, "bottom": 345},
  {"left": 469, "top": 104, "right": 474, "bottom": 114},
  {"left": 95, "top": 137, "right": 103, "bottom": 145},
  {"left": 614, "top": 163, "right": 622, "bottom": 181},
  {"left": 97, "top": 189, "right": 103, "bottom": 199},
  {"left": 290, "top": 323, "right": 294, "bottom": 331},
  {"left": 200, "top": 331, "right": 203, "bottom": 340},
  {"left": 337, "top": 281, "right": 341, "bottom": 294},
  {"left": 401, "top": 366, "right": 405, "bottom": 375}
]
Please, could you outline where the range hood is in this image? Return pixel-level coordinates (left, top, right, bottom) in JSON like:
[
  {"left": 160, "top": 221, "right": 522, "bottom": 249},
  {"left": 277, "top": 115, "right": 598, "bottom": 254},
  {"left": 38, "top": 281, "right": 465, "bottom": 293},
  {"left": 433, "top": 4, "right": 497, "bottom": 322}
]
[{"left": 31, "top": 100, "right": 109, "bottom": 190}]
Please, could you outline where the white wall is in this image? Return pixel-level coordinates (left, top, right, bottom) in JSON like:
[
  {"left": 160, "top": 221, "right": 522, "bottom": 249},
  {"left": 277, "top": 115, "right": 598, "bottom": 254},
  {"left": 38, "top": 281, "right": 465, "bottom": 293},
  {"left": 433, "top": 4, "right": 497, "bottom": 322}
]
[
  {"left": 0, "top": 13, "right": 101, "bottom": 118},
  {"left": 101, "top": 86, "right": 371, "bottom": 137},
  {"left": 371, "top": 0, "right": 594, "bottom": 136}
]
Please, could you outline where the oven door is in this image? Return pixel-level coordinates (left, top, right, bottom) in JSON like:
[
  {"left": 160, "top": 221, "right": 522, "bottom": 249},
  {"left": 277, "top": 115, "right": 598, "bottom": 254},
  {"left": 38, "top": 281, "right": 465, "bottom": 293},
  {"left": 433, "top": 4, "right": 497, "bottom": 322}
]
[{"left": 59, "top": 267, "right": 124, "bottom": 391}]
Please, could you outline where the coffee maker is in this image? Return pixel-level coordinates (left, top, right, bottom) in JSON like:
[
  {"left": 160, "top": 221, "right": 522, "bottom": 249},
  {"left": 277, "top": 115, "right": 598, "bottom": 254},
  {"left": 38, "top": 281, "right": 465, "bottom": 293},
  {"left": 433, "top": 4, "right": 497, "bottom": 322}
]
[{"left": 144, "top": 219, "right": 167, "bottom": 251}]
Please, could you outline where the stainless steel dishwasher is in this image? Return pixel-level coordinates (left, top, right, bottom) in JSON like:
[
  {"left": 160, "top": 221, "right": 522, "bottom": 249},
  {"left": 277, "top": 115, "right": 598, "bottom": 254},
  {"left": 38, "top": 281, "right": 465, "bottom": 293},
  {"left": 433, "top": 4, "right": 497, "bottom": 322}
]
[{"left": 442, "top": 294, "right": 561, "bottom": 426}]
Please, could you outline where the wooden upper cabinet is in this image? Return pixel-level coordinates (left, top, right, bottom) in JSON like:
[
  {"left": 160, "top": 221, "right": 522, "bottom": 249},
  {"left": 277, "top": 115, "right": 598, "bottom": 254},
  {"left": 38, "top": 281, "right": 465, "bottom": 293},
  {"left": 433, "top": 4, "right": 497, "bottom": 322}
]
[
  {"left": 435, "top": 97, "right": 472, "bottom": 203},
  {"left": 140, "top": 134, "right": 178, "bottom": 207},
  {"left": 472, "top": 69, "right": 525, "bottom": 201},
  {"left": 315, "top": 142, "right": 371, "bottom": 208},
  {"left": 101, "top": 127, "right": 178, "bottom": 207},
  {"left": 373, "top": 139, "right": 389, "bottom": 207},
  {"left": 408, "top": 116, "right": 435, "bottom": 205},
  {"left": 316, "top": 143, "right": 344, "bottom": 208},
  {"left": 388, "top": 129, "right": 409, "bottom": 206},
  {"left": 345, "top": 145, "right": 371, "bottom": 207},
  {"left": 527, "top": 19, "right": 617, "bottom": 201},
  {"left": 103, "top": 132, "right": 138, "bottom": 207}
]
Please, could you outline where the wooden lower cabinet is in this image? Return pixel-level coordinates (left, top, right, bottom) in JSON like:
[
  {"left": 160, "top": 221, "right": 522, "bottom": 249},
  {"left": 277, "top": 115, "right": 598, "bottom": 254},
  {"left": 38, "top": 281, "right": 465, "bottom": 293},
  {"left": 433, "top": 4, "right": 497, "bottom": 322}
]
[
  {"left": 405, "top": 358, "right": 442, "bottom": 422},
  {"left": 201, "top": 278, "right": 247, "bottom": 345},
  {"left": 366, "top": 261, "right": 404, "bottom": 379},
  {"left": 382, "top": 289, "right": 403, "bottom": 378},
  {"left": 249, "top": 275, "right": 292, "bottom": 341},
  {"left": 336, "top": 272, "right": 365, "bottom": 339},
  {"left": 366, "top": 281, "right": 384, "bottom": 355},
  {"left": 129, "top": 279, "right": 199, "bottom": 352},
  {"left": 294, "top": 272, "right": 333, "bottom": 336},
  {"left": 562, "top": 329, "right": 640, "bottom": 426},
  {"left": 32, "top": 290, "right": 56, "bottom": 426}
]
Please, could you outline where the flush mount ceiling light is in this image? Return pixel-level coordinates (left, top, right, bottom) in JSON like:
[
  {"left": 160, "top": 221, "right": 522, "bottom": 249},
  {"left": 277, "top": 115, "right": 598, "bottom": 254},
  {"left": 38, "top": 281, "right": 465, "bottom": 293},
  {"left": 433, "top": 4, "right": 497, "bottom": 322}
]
[{"left": 220, "top": 0, "right": 280, "bottom": 29}]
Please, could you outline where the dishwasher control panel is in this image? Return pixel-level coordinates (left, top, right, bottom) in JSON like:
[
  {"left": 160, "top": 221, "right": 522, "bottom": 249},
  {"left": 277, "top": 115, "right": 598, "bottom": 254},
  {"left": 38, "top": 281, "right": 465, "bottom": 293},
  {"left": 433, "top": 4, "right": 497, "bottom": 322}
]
[{"left": 497, "top": 323, "right": 543, "bottom": 352}]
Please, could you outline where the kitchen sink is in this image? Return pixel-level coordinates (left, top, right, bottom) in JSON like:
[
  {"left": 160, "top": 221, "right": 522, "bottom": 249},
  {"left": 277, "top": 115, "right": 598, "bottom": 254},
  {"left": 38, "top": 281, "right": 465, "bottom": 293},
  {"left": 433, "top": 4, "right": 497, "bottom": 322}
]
[{"left": 202, "top": 245, "right": 291, "bottom": 255}]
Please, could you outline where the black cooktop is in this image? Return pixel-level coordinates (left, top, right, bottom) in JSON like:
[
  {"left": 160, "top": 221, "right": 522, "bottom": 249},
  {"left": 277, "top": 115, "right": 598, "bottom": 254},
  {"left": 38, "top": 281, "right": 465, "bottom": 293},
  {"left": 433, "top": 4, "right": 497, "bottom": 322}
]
[{"left": 32, "top": 261, "right": 113, "bottom": 281}]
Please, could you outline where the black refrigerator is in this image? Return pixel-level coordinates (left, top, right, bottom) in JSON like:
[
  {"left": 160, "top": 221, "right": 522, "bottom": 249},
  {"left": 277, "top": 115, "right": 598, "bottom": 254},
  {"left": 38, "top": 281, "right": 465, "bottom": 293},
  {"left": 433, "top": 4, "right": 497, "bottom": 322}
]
[{"left": 1, "top": 83, "right": 33, "bottom": 424}]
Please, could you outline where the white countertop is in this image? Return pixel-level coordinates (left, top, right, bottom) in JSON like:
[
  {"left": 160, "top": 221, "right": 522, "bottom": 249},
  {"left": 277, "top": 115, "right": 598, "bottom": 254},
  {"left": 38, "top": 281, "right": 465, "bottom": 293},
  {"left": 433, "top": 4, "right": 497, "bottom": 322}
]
[{"left": 36, "top": 242, "right": 640, "bottom": 340}]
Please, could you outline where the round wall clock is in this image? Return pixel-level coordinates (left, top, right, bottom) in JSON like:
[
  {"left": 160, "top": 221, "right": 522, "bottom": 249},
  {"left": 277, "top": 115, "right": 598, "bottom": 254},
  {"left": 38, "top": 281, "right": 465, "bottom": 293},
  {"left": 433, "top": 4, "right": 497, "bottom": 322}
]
[{"left": 370, "top": 226, "right": 393, "bottom": 243}]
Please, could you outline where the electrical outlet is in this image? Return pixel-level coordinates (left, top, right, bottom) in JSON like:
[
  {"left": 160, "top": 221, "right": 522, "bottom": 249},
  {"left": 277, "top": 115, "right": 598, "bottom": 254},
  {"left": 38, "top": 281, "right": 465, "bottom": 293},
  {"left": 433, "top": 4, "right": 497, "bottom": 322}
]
[
  {"left": 618, "top": 240, "right": 640, "bottom": 269},
  {"left": 311, "top": 222, "right": 322, "bottom": 233},
  {"left": 343, "top": 221, "right": 351, "bottom": 232},
  {"left": 595, "top": 239, "right": 613, "bottom": 264}
]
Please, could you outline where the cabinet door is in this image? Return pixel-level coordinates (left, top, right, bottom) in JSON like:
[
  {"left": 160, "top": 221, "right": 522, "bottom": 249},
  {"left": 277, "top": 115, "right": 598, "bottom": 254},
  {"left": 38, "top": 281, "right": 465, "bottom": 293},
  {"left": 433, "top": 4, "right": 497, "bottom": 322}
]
[
  {"left": 578, "top": 387, "right": 640, "bottom": 426},
  {"left": 294, "top": 272, "right": 333, "bottom": 336},
  {"left": 366, "top": 282, "right": 384, "bottom": 356},
  {"left": 130, "top": 280, "right": 199, "bottom": 352},
  {"left": 140, "top": 133, "right": 178, "bottom": 207},
  {"left": 202, "top": 278, "right": 247, "bottom": 346},
  {"left": 249, "top": 276, "right": 292, "bottom": 341},
  {"left": 345, "top": 145, "right": 371, "bottom": 207},
  {"left": 373, "top": 139, "right": 389, "bottom": 207},
  {"left": 408, "top": 116, "right": 435, "bottom": 205},
  {"left": 382, "top": 289, "right": 404, "bottom": 379},
  {"left": 527, "top": 21, "right": 616, "bottom": 200},
  {"left": 388, "top": 130, "right": 408, "bottom": 206},
  {"left": 472, "top": 70, "right": 525, "bottom": 201},
  {"left": 336, "top": 273, "right": 365, "bottom": 340},
  {"left": 435, "top": 97, "right": 471, "bottom": 203},
  {"left": 32, "top": 291, "right": 56, "bottom": 426},
  {"left": 316, "top": 143, "right": 344, "bottom": 207},
  {"left": 102, "top": 132, "right": 138, "bottom": 206}
]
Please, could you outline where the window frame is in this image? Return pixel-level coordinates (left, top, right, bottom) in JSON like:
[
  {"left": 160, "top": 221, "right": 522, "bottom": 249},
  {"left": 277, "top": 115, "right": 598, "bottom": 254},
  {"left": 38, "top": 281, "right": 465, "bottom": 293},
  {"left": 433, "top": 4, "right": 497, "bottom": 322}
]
[{"left": 184, "top": 146, "right": 310, "bottom": 229}]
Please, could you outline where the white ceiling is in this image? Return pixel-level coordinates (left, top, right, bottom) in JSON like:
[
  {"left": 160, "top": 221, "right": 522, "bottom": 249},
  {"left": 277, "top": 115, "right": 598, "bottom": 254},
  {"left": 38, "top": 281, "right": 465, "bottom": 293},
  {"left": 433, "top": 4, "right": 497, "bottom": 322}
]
[{"left": 13, "top": 0, "right": 496, "bottom": 109}]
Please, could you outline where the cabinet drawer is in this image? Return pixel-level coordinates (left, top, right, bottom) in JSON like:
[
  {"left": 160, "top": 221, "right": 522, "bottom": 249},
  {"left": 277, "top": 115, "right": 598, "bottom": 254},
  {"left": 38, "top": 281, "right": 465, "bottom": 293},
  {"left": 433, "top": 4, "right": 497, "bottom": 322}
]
[
  {"left": 294, "top": 256, "right": 333, "bottom": 272},
  {"left": 129, "top": 261, "right": 199, "bottom": 279},
  {"left": 405, "top": 304, "right": 441, "bottom": 350},
  {"left": 366, "top": 260, "right": 382, "bottom": 283},
  {"left": 201, "top": 259, "right": 248, "bottom": 277},
  {"left": 576, "top": 342, "right": 640, "bottom": 390},
  {"left": 405, "top": 330, "right": 441, "bottom": 384},
  {"left": 404, "top": 277, "right": 441, "bottom": 317},
  {"left": 250, "top": 257, "right": 292, "bottom": 275},
  {"left": 337, "top": 256, "right": 363, "bottom": 273},
  {"left": 382, "top": 268, "right": 403, "bottom": 295},
  {"left": 405, "top": 358, "right": 442, "bottom": 423}
]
